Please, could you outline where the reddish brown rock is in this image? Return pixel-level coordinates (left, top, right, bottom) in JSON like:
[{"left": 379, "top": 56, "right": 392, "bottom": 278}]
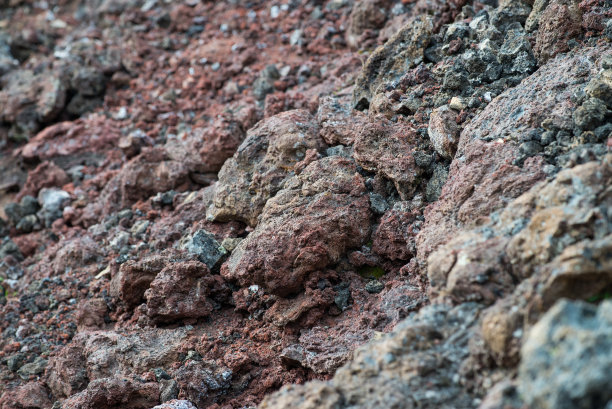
[
  {"left": 76, "top": 298, "right": 109, "bottom": 330},
  {"left": 428, "top": 105, "right": 460, "bottom": 159},
  {"left": 18, "top": 115, "right": 121, "bottom": 162},
  {"left": 110, "top": 255, "right": 167, "bottom": 309},
  {"left": 353, "top": 117, "right": 420, "bottom": 200},
  {"left": 317, "top": 96, "right": 368, "bottom": 146},
  {"left": 372, "top": 206, "right": 419, "bottom": 261},
  {"left": 60, "top": 377, "right": 159, "bottom": 409},
  {"left": 0, "top": 382, "right": 52, "bottom": 409},
  {"left": 145, "top": 260, "right": 230, "bottom": 323},
  {"left": 17, "top": 161, "right": 69, "bottom": 200},
  {"left": 222, "top": 156, "right": 372, "bottom": 296},
  {"left": 209, "top": 110, "right": 325, "bottom": 227},
  {"left": 534, "top": 0, "right": 583, "bottom": 63}
]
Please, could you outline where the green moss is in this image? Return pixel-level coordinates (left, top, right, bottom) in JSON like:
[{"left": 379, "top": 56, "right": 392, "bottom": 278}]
[
  {"left": 586, "top": 290, "right": 612, "bottom": 303},
  {"left": 358, "top": 265, "right": 386, "bottom": 279}
]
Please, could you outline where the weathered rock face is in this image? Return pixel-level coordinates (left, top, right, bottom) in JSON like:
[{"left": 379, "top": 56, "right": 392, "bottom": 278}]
[
  {"left": 353, "top": 118, "right": 421, "bottom": 200},
  {"left": 208, "top": 110, "right": 326, "bottom": 227},
  {"left": 145, "top": 260, "right": 230, "bottom": 323},
  {"left": 46, "top": 328, "right": 190, "bottom": 399},
  {"left": 260, "top": 303, "right": 483, "bottom": 409},
  {"left": 519, "top": 300, "right": 612, "bottom": 409},
  {"left": 352, "top": 17, "right": 433, "bottom": 110},
  {"left": 223, "top": 156, "right": 372, "bottom": 296},
  {"left": 1, "top": 0, "right": 611, "bottom": 407},
  {"left": 345, "top": 0, "right": 391, "bottom": 49},
  {"left": 418, "top": 45, "right": 608, "bottom": 260}
]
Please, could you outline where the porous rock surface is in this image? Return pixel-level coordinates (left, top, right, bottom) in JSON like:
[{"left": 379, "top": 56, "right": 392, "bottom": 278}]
[{"left": 0, "top": 1, "right": 611, "bottom": 409}]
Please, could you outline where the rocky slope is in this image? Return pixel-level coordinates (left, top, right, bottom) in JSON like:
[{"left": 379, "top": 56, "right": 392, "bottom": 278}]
[{"left": 0, "top": 0, "right": 611, "bottom": 408}]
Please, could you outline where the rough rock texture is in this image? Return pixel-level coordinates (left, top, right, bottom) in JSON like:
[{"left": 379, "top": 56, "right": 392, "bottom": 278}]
[
  {"left": 1, "top": 0, "right": 611, "bottom": 408},
  {"left": 208, "top": 110, "right": 325, "bottom": 227},
  {"left": 519, "top": 300, "right": 612, "bottom": 409},
  {"left": 353, "top": 17, "right": 432, "bottom": 110},
  {"left": 223, "top": 156, "right": 372, "bottom": 296}
]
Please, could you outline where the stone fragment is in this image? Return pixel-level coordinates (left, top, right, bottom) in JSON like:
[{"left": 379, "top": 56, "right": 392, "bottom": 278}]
[
  {"left": 60, "top": 377, "right": 160, "bottom": 409},
  {"left": 145, "top": 260, "right": 230, "bottom": 323},
  {"left": 428, "top": 105, "right": 459, "bottom": 159},
  {"left": 534, "top": 0, "right": 582, "bottom": 63},
  {"left": 37, "top": 188, "right": 70, "bottom": 227},
  {"left": 345, "top": 0, "right": 391, "bottom": 49},
  {"left": 222, "top": 156, "right": 371, "bottom": 296},
  {"left": 209, "top": 110, "right": 324, "bottom": 227},
  {"left": 353, "top": 17, "right": 432, "bottom": 109},
  {"left": 110, "top": 255, "right": 167, "bottom": 308},
  {"left": 179, "top": 230, "right": 227, "bottom": 270},
  {"left": 353, "top": 118, "right": 420, "bottom": 200},
  {"left": 519, "top": 300, "right": 612, "bottom": 409}
]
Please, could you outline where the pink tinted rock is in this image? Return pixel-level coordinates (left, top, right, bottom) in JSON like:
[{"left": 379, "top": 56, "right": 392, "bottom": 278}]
[
  {"left": 353, "top": 117, "right": 420, "bottom": 200},
  {"left": 372, "top": 207, "right": 419, "bottom": 261},
  {"left": 110, "top": 254, "right": 168, "bottom": 309},
  {"left": 17, "top": 161, "right": 69, "bottom": 200},
  {"left": 61, "top": 377, "right": 159, "bottom": 409},
  {"left": 76, "top": 298, "right": 109, "bottom": 330},
  {"left": 222, "top": 156, "right": 371, "bottom": 296},
  {"left": 317, "top": 96, "right": 368, "bottom": 146},
  {"left": 145, "top": 260, "right": 230, "bottom": 323},
  {"left": 18, "top": 115, "right": 121, "bottom": 161},
  {"left": 0, "top": 382, "right": 52, "bottom": 409},
  {"left": 534, "top": 0, "right": 583, "bottom": 63}
]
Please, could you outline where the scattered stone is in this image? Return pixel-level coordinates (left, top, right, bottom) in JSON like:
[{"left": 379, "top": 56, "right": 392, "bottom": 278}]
[{"left": 519, "top": 300, "right": 612, "bottom": 409}]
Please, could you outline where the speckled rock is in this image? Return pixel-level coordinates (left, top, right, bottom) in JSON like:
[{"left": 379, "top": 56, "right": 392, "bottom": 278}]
[
  {"left": 222, "top": 156, "right": 371, "bottom": 296},
  {"left": 208, "top": 110, "right": 325, "bottom": 227},
  {"left": 519, "top": 299, "right": 612, "bottom": 409},
  {"left": 353, "top": 17, "right": 432, "bottom": 110}
]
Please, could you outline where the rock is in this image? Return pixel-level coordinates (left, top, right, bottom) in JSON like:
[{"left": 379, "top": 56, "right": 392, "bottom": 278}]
[
  {"left": 76, "top": 298, "right": 109, "bottom": 330},
  {"left": 260, "top": 303, "right": 482, "bottom": 409},
  {"left": 364, "top": 280, "right": 384, "bottom": 293},
  {"left": 16, "top": 357, "right": 47, "bottom": 380},
  {"left": 110, "top": 255, "right": 167, "bottom": 308},
  {"left": 372, "top": 207, "right": 418, "bottom": 261},
  {"left": 428, "top": 105, "right": 460, "bottom": 159},
  {"left": 18, "top": 161, "right": 69, "bottom": 200},
  {"left": 353, "top": 17, "right": 432, "bottom": 110},
  {"left": 173, "top": 360, "right": 232, "bottom": 408},
  {"left": 573, "top": 98, "right": 610, "bottom": 130},
  {"left": 145, "top": 260, "right": 230, "bottom": 323},
  {"left": 151, "top": 400, "right": 197, "bottom": 409},
  {"left": 519, "top": 299, "right": 612, "bottom": 409},
  {"left": 418, "top": 46, "right": 605, "bottom": 259},
  {"left": 345, "top": 0, "right": 391, "bottom": 49},
  {"left": 353, "top": 118, "right": 420, "bottom": 200},
  {"left": 179, "top": 230, "right": 227, "bottom": 270},
  {"left": 0, "top": 382, "right": 53, "bottom": 409},
  {"left": 533, "top": 0, "right": 582, "bottom": 63},
  {"left": 497, "top": 26, "right": 536, "bottom": 76},
  {"left": 60, "top": 377, "right": 160, "bottom": 409},
  {"left": 317, "top": 96, "right": 368, "bottom": 146},
  {"left": 0, "top": 69, "right": 66, "bottom": 139},
  {"left": 253, "top": 64, "right": 280, "bottom": 100},
  {"left": 37, "top": 188, "right": 70, "bottom": 227},
  {"left": 208, "top": 110, "right": 325, "bottom": 227},
  {"left": 46, "top": 329, "right": 189, "bottom": 399},
  {"left": 222, "top": 156, "right": 371, "bottom": 296}
]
